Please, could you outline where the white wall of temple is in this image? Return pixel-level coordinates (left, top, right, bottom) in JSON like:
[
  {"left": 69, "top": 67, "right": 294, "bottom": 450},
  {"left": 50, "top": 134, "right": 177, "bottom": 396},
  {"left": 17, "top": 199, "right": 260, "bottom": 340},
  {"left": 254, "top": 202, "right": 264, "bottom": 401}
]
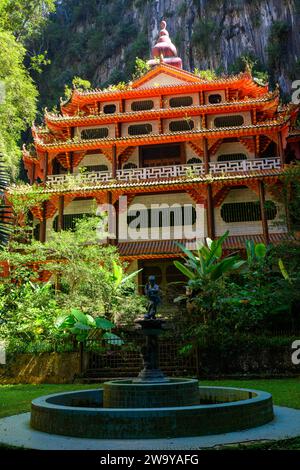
[
  {"left": 119, "top": 192, "right": 206, "bottom": 242},
  {"left": 74, "top": 153, "right": 112, "bottom": 173},
  {"left": 121, "top": 146, "right": 139, "bottom": 167},
  {"left": 137, "top": 73, "right": 187, "bottom": 88},
  {"left": 207, "top": 111, "right": 252, "bottom": 128},
  {"left": 41, "top": 187, "right": 286, "bottom": 242},
  {"left": 124, "top": 97, "right": 160, "bottom": 112},
  {"left": 212, "top": 141, "right": 254, "bottom": 161},
  {"left": 214, "top": 187, "right": 287, "bottom": 237}
]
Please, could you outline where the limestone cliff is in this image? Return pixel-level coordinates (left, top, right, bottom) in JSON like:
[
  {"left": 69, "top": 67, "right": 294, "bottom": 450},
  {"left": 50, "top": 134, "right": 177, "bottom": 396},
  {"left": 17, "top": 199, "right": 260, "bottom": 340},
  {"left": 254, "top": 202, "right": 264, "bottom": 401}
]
[{"left": 37, "top": 0, "right": 300, "bottom": 107}]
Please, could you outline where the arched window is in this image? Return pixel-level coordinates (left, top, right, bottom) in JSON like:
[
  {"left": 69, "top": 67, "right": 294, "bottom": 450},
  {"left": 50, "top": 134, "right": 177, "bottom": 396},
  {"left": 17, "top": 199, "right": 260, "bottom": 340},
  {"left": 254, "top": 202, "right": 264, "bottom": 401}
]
[
  {"left": 217, "top": 153, "right": 247, "bottom": 162},
  {"left": 169, "top": 96, "right": 193, "bottom": 108},
  {"left": 208, "top": 94, "right": 222, "bottom": 104},
  {"left": 103, "top": 104, "right": 116, "bottom": 114},
  {"left": 169, "top": 120, "right": 194, "bottom": 132},
  {"left": 128, "top": 124, "right": 152, "bottom": 135},
  {"left": 123, "top": 162, "right": 137, "bottom": 169},
  {"left": 131, "top": 100, "right": 154, "bottom": 111},
  {"left": 221, "top": 201, "right": 277, "bottom": 223},
  {"left": 187, "top": 157, "right": 202, "bottom": 164},
  {"left": 214, "top": 115, "right": 244, "bottom": 128},
  {"left": 81, "top": 128, "right": 109, "bottom": 139}
]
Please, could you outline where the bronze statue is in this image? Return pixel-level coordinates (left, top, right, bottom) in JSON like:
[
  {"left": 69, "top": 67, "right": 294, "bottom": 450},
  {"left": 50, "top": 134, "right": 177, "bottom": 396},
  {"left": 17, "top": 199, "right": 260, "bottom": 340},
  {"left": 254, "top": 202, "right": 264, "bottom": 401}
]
[{"left": 144, "top": 275, "right": 161, "bottom": 319}]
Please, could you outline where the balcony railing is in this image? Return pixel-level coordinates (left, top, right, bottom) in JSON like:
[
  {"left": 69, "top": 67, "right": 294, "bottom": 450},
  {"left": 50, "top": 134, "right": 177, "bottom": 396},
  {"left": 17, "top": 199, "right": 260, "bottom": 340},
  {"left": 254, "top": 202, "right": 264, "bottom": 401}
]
[{"left": 46, "top": 158, "right": 281, "bottom": 185}]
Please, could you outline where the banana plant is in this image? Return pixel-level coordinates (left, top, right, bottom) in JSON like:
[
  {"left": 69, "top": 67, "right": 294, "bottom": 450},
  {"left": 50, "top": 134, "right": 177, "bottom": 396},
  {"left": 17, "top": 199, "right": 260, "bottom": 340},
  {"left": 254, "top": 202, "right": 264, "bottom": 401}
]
[
  {"left": 174, "top": 231, "right": 245, "bottom": 286},
  {"left": 173, "top": 232, "right": 245, "bottom": 321},
  {"left": 110, "top": 260, "right": 142, "bottom": 288},
  {"left": 55, "top": 308, "right": 123, "bottom": 345}
]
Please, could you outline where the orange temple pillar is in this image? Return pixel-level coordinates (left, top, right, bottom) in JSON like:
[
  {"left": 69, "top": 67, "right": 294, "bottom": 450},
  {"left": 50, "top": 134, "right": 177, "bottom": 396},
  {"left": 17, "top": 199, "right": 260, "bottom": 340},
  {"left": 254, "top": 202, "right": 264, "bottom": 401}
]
[
  {"left": 112, "top": 145, "right": 117, "bottom": 179},
  {"left": 203, "top": 137, "right": 209, "bottom": 174},
  {"left": 259, "top": 180, "right": 270, "bottom": 245},
  {"left": 206, "top": 184, "right": 215, "bottom": 240}
]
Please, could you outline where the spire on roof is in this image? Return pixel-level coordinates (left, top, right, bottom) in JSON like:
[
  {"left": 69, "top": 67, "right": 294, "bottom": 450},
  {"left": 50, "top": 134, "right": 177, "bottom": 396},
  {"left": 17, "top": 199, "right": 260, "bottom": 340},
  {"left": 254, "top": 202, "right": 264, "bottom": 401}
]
[{"left": 148, "top": 20, "right": 182, "bottom": 69}]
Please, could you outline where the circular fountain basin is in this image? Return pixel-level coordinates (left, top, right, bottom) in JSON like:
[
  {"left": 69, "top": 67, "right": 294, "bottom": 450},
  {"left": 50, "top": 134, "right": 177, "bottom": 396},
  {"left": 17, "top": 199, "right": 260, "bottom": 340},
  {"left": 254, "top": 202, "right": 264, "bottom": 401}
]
[{"left": 30, "top": 379, "right": 274, "bottom": 439}]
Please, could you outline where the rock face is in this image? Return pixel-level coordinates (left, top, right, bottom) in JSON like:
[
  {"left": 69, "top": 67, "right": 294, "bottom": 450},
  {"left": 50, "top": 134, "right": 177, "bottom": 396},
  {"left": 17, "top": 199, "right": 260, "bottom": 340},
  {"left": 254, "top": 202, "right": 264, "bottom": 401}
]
[{"left": 39, "top": 0, "right": 300, "bottom": 106}]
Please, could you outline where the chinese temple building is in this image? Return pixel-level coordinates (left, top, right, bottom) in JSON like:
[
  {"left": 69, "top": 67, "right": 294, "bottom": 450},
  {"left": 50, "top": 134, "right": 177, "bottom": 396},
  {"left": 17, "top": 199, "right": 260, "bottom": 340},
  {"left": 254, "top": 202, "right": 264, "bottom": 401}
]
[{"left": 23, "top": 21, "right": 299, "bottom": 294}]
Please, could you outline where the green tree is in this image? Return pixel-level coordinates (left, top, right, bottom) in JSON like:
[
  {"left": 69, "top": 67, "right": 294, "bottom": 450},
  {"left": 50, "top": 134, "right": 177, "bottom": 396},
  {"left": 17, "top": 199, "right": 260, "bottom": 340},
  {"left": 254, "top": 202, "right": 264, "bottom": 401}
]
[
  {"left": 0, "top": 0, "right": 56, "bottom": 41},
  {"left": 0, "top": 215, "right": 146, "bottom": 354},
  {"left": 0, "top": 30, "right": 37, "bottom": 176}
]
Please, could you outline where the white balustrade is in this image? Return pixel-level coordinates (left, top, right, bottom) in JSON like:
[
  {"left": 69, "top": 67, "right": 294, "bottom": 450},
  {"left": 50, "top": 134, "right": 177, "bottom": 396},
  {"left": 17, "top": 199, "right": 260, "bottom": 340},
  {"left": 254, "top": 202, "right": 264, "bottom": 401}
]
[
  {"left": 46, "top": 158, "right": 281, "bottom": 185},
  {"left": 47, "top": 171, "right": 112, "bottom": 185},
  {"left": 209, "top": 158, "right": 281, "bottom": 174},
  {"left": 116, "top": 164, "right": 204, "bottom": 181}
]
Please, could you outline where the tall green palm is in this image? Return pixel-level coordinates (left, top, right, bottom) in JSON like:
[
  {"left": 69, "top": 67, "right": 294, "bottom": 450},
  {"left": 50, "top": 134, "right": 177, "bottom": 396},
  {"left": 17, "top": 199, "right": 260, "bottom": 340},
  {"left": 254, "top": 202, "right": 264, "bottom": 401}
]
[{"left": 0, "top": 156, "right": 12, "bottom": 247}]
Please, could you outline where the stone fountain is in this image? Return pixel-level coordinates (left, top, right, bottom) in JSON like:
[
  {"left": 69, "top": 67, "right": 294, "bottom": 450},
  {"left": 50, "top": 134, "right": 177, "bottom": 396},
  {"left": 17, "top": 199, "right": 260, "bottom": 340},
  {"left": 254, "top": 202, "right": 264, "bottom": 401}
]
[{"left": 30, "top": 318, "right": 274, "bottom": 439}]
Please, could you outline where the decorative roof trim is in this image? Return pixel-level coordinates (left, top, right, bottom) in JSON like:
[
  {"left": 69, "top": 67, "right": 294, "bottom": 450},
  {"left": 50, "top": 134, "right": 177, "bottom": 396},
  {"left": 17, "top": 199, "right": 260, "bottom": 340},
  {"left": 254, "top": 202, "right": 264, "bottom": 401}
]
[
  {"left": 34, "top": 119, "right": 290, "bottom": 151},
  {"left": 46, "top": 93, "right": 279, "bottom": 128}
]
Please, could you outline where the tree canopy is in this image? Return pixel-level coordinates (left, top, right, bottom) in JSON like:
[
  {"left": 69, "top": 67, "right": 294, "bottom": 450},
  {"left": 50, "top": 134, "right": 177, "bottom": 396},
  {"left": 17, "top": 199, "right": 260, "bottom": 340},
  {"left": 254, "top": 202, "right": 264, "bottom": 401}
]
[
  {"left": 0, "top": 0, "right": 55, "bottom": 41},
  {"left": 0, "top": 0, "right": 56, "bottom": 177},
  {"left": 0, "top": 30, "right": 37, "bottom": 177}
]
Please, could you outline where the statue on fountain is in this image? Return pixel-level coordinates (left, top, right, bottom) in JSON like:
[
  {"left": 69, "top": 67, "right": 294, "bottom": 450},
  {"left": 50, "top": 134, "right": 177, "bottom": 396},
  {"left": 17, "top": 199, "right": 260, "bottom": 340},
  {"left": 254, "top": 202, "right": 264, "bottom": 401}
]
[{"left": 144, "top": 275, "right": 161, "bottom": 320}]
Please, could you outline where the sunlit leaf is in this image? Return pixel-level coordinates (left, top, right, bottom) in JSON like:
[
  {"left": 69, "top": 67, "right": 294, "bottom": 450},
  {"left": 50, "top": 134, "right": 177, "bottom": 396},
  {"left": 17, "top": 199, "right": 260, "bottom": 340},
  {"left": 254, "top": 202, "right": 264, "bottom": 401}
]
[{"left": 95, "top": 317, "right": 115, "bottom": 330}]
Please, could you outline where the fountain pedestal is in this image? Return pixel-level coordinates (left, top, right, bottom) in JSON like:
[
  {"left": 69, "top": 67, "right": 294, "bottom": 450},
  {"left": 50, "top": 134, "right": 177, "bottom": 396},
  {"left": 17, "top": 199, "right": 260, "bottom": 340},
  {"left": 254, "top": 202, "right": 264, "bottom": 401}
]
[{"left": 133, "top": 319, "right": 168, "bottom": 383}]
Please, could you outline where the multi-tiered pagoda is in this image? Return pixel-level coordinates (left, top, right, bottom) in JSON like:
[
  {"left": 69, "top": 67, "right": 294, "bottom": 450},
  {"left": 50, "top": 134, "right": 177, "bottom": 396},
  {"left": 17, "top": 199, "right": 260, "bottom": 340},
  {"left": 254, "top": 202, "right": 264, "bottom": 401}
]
[{"left": 23, "top": 21, "right": 298, "bottom": 292}]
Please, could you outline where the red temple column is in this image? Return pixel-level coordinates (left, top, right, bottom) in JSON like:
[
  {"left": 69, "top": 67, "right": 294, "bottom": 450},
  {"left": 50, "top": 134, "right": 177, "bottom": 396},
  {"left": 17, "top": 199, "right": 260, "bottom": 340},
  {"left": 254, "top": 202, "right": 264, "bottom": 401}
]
[
  {"left": 206, "top": 184, "right": 215, "bottom": 239},
  {"left": 259, "top": 180, "right": 270, "bottom": 245},
  {"left": 203, "top": 137, "right": 209, "bottom": 174},
  {"left": 112, "top": 145, "right": 117, "bottom": 179}
]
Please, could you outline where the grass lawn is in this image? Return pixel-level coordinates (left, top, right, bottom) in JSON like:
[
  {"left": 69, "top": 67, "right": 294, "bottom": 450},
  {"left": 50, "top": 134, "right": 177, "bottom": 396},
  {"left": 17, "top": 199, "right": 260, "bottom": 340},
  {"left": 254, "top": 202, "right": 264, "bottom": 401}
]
[
  {"left": 0, "top": 383, "right": 100, "bottom": 419},
  {"left": 0, "top": 378, "right": 299, "bottom": 450},
  {"left": 202, "top": 378, "right": 300, "bottom": 410}
]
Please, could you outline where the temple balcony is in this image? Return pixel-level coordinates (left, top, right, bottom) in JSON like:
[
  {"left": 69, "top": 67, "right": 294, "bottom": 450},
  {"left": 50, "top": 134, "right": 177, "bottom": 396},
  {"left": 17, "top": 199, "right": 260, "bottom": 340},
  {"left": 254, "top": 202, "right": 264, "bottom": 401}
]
[{"left": 46, "top": 157, "right": 281, "bottom": 186}]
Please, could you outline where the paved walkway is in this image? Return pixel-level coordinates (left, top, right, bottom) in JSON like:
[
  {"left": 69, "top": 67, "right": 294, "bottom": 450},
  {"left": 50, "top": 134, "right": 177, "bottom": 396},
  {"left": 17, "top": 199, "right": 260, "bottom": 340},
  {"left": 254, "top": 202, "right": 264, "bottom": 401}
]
[{"left": 0, "top": 406, "right": 300, "bottom": 450}]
